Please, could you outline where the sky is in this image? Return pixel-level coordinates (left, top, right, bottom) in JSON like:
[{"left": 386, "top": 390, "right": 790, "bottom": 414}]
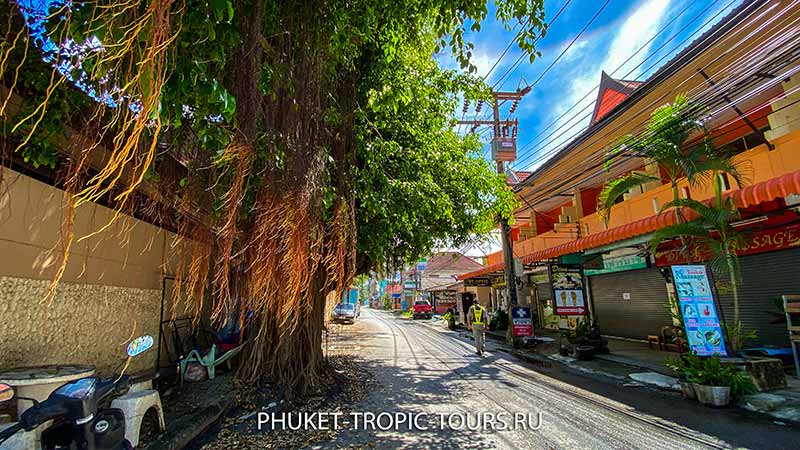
[
  {"left": 441, "top": 0, "right": 744, "bottom": 259},
  {"left": 439, "top": 0, "right": 744, "bottom": 174}
]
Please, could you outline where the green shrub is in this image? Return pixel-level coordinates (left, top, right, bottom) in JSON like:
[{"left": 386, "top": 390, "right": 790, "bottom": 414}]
[
  {"left": 489, "top": 309, "right": 508, "bottom": 330},
  {"left": 666, "top": 353, "right": 756, "bottom": 398}
]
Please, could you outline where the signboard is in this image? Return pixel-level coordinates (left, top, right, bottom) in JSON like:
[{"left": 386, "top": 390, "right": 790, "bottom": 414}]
[
  {"left": 491, "top": 276, "right": 506, "bottom": 288},
  {"left": 548, "top": 263, "right": 587, "bottom": 316},
  {"left": 464, "top": 278, "right": 492, "bottom": 287},
  {"left": 417, "top": 258, "right": 428, "bottom": 271},
  {"left": 511, "top": 307, "right": 533, "bottom": 337},
  {"left": 655, "top": 222, "right": 800, "bottom": 266},
  {"left": 529, "top": 272, "right": 550, "bottom": 284},
  {"left": 585, "top": 254, "right": 648, "bottom": 276},
  {"left": 671, "top": 265, "right": 727, "bottom": 356},
  {"left": 436, "top": 291, "right": 457, "bottom": 305}
]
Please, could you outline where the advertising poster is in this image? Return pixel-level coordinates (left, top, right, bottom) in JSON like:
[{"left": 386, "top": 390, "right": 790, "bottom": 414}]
[
  {"left": 511, "top": 307, "right": 533, "bottom": 337},
  {"left": 548, "top": 263, "right": 587, "bottom": 316},
  {"left": 670, "top": 265, "right": 727, "bottom": 356}
]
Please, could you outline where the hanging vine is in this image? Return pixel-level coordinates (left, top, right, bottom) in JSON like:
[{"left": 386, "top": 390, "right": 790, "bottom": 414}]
[{"left": 1, "top": 0, "right": 546, "bottom": 396}]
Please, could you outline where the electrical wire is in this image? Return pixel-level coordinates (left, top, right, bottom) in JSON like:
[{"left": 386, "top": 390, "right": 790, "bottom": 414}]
[
  {"left": 521, "top": 0, "right": 612, "bottom": 93},
  {"left": 511, "top": 0, "right": 734, "bottom": 171},
  {"left": 510, "top": 0, "right": 721, "bottom": 169},
  {"left": 492, "top": 0, "right": 574, "bottom": 90},
  {"left": 514, "top": 9, "right": 800, "bottom": 209},
  {"left": 511, "top": 0, "right": 787, "bottom": 182}
]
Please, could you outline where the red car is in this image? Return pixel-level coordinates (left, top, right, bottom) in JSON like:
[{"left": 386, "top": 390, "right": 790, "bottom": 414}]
[{"left": 412, "top": 300, "right": 433, "bottom": 320}]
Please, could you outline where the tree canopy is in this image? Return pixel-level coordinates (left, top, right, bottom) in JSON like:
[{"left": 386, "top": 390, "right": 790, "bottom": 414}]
[{"left": 1, "top": 0, "right": 545, "bottom": 395}]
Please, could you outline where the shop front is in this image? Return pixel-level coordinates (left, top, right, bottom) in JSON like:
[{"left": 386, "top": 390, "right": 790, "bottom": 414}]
[
  {"left": 655, "top": 220, "right": 800, "bottom": 347},
  {"left": 586, "top": 250, "right": 673, "bottom": 340}
]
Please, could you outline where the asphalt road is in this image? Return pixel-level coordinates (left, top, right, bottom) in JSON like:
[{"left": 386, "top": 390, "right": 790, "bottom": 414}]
[{"left": 322, "top": 308, "right": 800, "bottom": 450}]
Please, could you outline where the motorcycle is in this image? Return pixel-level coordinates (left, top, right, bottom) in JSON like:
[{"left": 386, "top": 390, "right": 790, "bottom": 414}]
[{"left": 0, "top": 335, "right": 155, "bottom": 450}]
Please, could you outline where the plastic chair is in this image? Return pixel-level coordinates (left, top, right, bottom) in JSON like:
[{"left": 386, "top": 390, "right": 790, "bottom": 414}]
[{"left": 179, "top": 342, "right": 246, "bottom": 385}]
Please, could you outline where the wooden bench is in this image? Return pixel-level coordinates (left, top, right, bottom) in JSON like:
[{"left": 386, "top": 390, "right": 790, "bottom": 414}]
[{"left": 783, "top": 294, "right": 800, "bottom": 376}]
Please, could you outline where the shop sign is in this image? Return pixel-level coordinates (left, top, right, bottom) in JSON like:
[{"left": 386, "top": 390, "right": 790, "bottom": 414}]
[
  {"left": 464, "top": 278, "right": 492, "bottom": 287},
  {"left": 511, "top": 307, "right": 533, "bottom": 337},
  {"left": 671, "top": 265, "right": 727, "bottom": 356},
  {"left": 585, "top": 254, "right": 648, "bottom": 276},
  {"left": 404, "top": 280, "right": 417, "bottom": 289},
  {"left": 548, "top": 263, "right": 587, "bottom": 316},
  {"left": 656, "top": 222, "right": 800, "bottom": 266},
  {"left": 437, "top": 291, "right": 456, "bottom": 304},
  {"left": 417, "top": 258, "right": 428, "bottom": 271},
  {"left": 491, "top": 276, "right": 507, "bottom": 288},
  {"left": 529, "top": 272, "right": 550, "bottom": 284}
]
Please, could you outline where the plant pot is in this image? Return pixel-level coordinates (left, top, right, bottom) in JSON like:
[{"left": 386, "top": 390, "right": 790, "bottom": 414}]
[
  {"left": 679, "top": 381, "right": 696, "bottom": 400},
  {"left": 692, "top": 384, "right": 730, "bottom": 407},
  {"left": 574, "top": 345, "right": 595, "bottom": 360}
]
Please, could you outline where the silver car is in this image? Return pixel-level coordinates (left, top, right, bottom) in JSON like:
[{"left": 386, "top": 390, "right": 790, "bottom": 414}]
[{"left": 333, "top": 303, "right": 358, "bottom": 323}]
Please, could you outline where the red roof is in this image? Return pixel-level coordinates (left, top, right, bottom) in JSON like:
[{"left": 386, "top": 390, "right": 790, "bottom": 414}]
[
  {"left": 459, "top": 170, "right": 800, "bottom": 279},
  {"left": 591, "top": 71, "right": 642, "bottom": 124}
]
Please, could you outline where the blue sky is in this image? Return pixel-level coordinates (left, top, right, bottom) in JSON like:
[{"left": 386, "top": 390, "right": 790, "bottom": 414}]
[
  {"left": 438, "top": 0, "right": 744, "bottom": 174},
  {"left": 438, "top": 0, "right": 744, "bottom": 258}
]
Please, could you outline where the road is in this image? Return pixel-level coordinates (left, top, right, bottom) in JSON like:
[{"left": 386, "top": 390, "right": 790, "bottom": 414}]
[{"left": 323, "top": 308, "right": 800, "bottom": 450}]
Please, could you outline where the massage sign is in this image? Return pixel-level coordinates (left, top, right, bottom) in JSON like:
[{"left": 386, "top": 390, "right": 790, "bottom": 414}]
[
  {"left": 670, "top": 265, "right": 728, "bottom": 356},
  {"left": 548, "top": 263, "right": 587, "bottom": 316}
]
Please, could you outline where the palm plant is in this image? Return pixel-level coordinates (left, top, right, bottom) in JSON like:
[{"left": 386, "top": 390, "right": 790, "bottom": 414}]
[
  {"left": 598, "top": 94, "right": 738, "bottom": 226},
  {"left": 598, "top": 94, "right": 753, "bottom": 352}
]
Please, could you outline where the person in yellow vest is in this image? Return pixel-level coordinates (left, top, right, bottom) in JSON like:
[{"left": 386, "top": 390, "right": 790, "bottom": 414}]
[{"left": 467, "top": 299, "right": 487, "bottom": 355}]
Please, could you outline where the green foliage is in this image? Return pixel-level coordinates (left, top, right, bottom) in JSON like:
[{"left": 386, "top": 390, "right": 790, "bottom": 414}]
[
  {"left": 356, "top": 39, "right": 518, "bottom": 271},
  {"left": 667, "top": 353, "right": 756, "bottom": 398},
  {"left": 723, "top": 321, "right": 758, "bottom": 354},
  {"left": 382, "top": 294, "right": 392, "bottom": 310},
  {"left": 489, "top": 309, "right": 508, "bottom": 330}
]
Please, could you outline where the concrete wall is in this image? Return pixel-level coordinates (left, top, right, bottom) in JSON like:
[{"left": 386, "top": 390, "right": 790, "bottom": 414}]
[{"left": 0, "top": 167, "right": 180, "bottom": 374}]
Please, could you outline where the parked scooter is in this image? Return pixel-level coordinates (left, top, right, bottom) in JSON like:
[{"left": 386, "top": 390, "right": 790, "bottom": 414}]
[{"left": 0, "top": 335, "right": 155, "bottom": 450}]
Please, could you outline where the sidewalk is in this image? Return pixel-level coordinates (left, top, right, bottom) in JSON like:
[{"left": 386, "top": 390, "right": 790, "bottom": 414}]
[{"left": 455, "top": 324, "right": 800, "bottom": 424}]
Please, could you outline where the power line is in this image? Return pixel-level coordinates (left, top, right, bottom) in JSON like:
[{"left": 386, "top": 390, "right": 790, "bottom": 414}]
[
  {"left": 512, "top": 0, "right": 794, "bottom": 184},
  {"left": 483, "top": 18, "right": 530, "bottom": 81},
  {"left": 511, "top": 0, "right": 731, "bottom": 171},
  {"left": 491, "top": 0, "right": 574, "bottom": 90},
  {"left": 522, "top": 0, "right": 612, "bottom": 92},
  {"left": 511, "top": 0, "right": 715, "bottom": 169},
  {"left": 514, "top": 11, "right": 800, "bottom": 209}
]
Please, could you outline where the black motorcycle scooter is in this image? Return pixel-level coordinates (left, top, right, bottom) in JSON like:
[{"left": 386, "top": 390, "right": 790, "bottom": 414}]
[{"left": 0, "top": 335, "right": 155, "bottom": 450}]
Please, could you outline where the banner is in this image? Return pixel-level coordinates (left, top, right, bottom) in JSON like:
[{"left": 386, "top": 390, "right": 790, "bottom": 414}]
[
  {"left": 548, "top": 263, "right": 587, "bottom": 316},
  {"left": 511, "top": 307, "right": 533, "bottom": 337},
  {"left": 671, "top": 265, "right": 727, "bottom": 356},
  {"left": 464, "top": 278, "right": 492, "bottom": 287},
  {"left": 656, "top": 222, "right": 800, "bottom": 266}
]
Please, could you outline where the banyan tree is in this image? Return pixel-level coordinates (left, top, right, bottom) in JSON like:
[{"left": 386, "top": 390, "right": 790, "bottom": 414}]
[{"left": 0, "top": 0, "right": 545, "bottom": 396}]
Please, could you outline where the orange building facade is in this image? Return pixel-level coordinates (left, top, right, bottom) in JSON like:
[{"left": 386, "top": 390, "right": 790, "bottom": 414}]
[{"left": 458, "top": 1, "right": 800, "bottom": 345}]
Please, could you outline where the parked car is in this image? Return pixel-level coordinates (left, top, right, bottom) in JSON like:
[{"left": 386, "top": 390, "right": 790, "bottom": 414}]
[
  {"left": 412, "top": 300, "right": 433, "bottom": 320},
  {"left": 332, "top": 303, "right": 358, "bottom": 323}
]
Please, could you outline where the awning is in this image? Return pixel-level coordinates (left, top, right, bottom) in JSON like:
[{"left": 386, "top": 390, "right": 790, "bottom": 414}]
[
  {"left": 456, "top": 262, "right": 504, "bottom": 280},
  {"left": 459, "top": 169, "right": 800, "bottom": 279}
]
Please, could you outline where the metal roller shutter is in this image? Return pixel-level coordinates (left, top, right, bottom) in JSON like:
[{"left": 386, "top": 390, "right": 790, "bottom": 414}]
[
  {"left": 713, "top": 247, "right": 800, "bottom": 347},
  {"left": 590, "top": 268, "right": 673, "bottom": 340}
]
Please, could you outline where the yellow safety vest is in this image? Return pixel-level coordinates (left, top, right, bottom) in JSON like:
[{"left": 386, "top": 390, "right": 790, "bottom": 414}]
[{"left": 471, "top": 306, "right": 484, "bottom": 325}]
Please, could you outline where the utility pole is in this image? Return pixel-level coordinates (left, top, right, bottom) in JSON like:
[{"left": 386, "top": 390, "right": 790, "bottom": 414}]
[{"left": 458, "top": 87, "right": 530, "bottom": 342}]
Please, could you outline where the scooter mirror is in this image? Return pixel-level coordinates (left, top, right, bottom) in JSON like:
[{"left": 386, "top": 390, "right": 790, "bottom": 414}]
[
  {"left": 0, "top": 383, "right": 14, "bottom": 403},
  {"left": 126, "top": 335, "right": 154, "bottom": 357}
]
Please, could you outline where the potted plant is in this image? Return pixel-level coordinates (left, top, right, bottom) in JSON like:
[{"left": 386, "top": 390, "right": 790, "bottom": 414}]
[
  {"left": 680, "top": 355, "right": 755, "bottom": 406},
  {"left": 666, "top": 353, "right": 702, "bottom": 400}
]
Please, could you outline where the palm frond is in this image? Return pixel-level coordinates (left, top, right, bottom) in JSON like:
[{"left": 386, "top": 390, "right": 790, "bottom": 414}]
[
  {"left": 648, "top": 221, "right": 711, "bottom": 254},
  {"left": 597, "top": 172, "right": 660, "bottom": 221}
]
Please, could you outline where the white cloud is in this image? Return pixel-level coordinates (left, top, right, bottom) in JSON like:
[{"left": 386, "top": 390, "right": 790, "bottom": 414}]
[{"left": 518, "top": 0, "right": 673, "bottom": 171}]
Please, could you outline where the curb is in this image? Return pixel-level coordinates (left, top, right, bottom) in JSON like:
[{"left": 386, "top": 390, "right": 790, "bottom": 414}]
[{"left": 143, "top": 397, "right": 233, "bottom": 450}]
